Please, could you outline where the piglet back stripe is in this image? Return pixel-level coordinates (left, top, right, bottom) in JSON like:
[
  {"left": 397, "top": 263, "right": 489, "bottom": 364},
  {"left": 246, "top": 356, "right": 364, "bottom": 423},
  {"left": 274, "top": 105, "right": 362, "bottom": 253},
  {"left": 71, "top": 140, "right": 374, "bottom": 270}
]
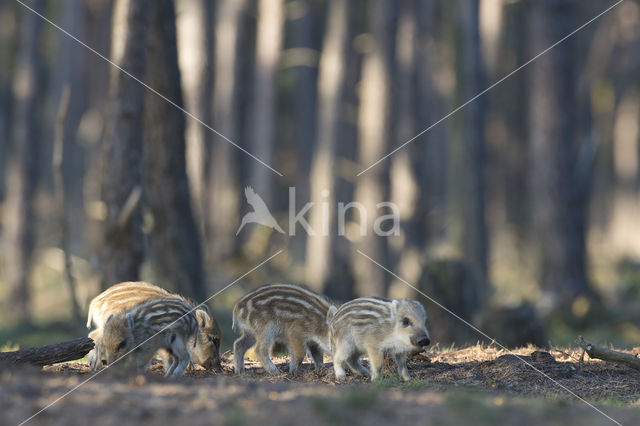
[
  {"left": 332, "top": 297, "right": 393, "bottom": 324},
  {"left": 130, "top": 298, "right": 196, "bottom": 331},
  {"left": 237, "top": 284, "right": 329, "bottom": 307},
  {"left": 252, "top": 294, "right": 327, "bottom": 317},
  {"left": 88, "top": 282, "right": 194, "bottom": 326},
  {"left": 234, "top": 284, "right": 331, "bottom": 322},
  {"left": 95, "top": 282, "right": 167, "bottom": 300},
  {"left": 95, "top": 291, "right": 169, "bottom": 309},
  {"left": 336, "top": 297, "right": 392, "bottom": 311}
]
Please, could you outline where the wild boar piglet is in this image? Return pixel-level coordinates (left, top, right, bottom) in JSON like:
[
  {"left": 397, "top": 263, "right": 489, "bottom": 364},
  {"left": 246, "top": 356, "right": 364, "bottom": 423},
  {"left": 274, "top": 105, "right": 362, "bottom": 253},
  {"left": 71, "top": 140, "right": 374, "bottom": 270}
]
[
  {"left": 101, "top": 297, "right": 198, "bottom": 377},
  {"left": 86, "top": 281, "right": 221, "bottom": 370},
  {"left": 233, "top": 284, "right": 336, "bottom": 374},
  {"left": 329, "top": 297, "right": 430, "bottom": 381}
]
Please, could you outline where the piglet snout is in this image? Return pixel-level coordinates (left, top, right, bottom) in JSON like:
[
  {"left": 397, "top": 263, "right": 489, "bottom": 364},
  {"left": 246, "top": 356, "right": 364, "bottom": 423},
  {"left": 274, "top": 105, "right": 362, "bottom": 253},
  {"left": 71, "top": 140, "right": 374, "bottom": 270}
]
[{"left": 412, "top": 334, "right": 430, "bottom": 348}]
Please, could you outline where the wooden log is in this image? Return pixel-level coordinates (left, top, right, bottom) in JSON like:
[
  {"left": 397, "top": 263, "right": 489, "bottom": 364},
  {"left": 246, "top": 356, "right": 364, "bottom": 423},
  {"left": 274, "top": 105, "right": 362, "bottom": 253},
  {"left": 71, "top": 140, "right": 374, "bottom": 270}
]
[
  {"left": 0, "top": 337, "right": 94, "bottom": 366},
  {"left": 577, "top": 336, "right": 640, "bottom": 371}
]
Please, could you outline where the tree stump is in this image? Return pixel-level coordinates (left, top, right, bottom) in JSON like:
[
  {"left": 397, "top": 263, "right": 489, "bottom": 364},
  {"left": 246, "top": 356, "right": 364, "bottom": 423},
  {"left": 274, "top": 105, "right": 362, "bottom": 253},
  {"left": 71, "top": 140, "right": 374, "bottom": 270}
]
[{"left": 0, "top": 337, "right": 94, "bottom": 367}]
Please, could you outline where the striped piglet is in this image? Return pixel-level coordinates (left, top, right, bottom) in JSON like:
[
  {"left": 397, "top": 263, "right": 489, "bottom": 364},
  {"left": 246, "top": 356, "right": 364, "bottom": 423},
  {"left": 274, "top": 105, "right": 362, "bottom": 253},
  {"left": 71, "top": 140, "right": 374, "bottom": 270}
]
[
  {"left": 232, "top": 284, "right": 336, "bottom": 375},
  {"left": 86, "top": 281, "right": 221, "bottom": 370},
  {"left": 101, "top": 297, "right": 198, "bottom": 377},
  {"left": 329, "top": 297, "right": 430, "bottom": 381}
]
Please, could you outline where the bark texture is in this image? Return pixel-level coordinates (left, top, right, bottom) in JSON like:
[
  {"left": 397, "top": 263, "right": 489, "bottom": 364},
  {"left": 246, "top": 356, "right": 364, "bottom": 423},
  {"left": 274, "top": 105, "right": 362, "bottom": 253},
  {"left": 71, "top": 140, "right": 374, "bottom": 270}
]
[
  {"left": 208, "top": 0, "right": 247, "bottom": 259},
  {"left": 247, "top": 0, "right": 285, "bottom": 206},
  {"left": 2, "top": 0, "right": 43, "bottom": 321},
  {"left": 306, "top": 0, "right": 351, "bottom": 297},
  {"left": 353, "top": 0, "right": 396, "bottom": 297},
  {"left": 99, "top": 0, "right": 148, "bottom": 287},
  {"left": 0, "top": 338, "right": 94, "bottom": 366},
  {"left": 176, "top": 0, "right": 213, "bottom": 235},
  {"left": 528, "top": 0, "right": 591, "bottom": 306},
  {"left": 143, "top": 0, "right": 205, "bottom": 301},
  {"left": 459, "top": 0, "right": 488, "bottom": 297}
]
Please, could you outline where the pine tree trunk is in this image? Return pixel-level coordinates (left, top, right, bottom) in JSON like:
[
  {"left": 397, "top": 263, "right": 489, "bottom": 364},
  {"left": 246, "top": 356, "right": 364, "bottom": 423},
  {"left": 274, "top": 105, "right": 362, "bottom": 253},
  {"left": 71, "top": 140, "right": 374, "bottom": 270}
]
[
  {"left": 247, "top": 0, "right": 285, "bottom": 207},
  {"left": 528, "top": 0, "right": 591, "bottom": 307},
  {"left": 389, "top": 0, "right": 423, "bottom": 293},
  {"left": 81, "top": 0, "right": 115, "bottom": 268},
  {"left": 208, "top": 0, "right": 247, "bottom": 260},
  {"left": 292, "top": 0, "right": 318, "bottom": 204},
  {"left": 353, "top": 0, "right": 396, "bottom": 297},
  {"left": 416, "top": 1, "right": 448, "bottom": 251},
  {"left": 176, "top": 0, "right": 213, "bottom": 237},
  {"left": 0, "top": 1, "right": 16, "bottom": 197},
  {"left": 2, "top": 0, "right": 43, "bottom": 322},
  {"left": 306, "top": 0, "right": 351, "bottom": 298},
  {"left": 458, "top": 0, "right": 489, "bottom": 298},
  {"left": 99, "top": 0, "right": 148, "bottom": 288},
  {"left": 290, "top": 0, "right": 319, "bottom": 267},
  {"left": 143, "top": 0, "right": 205, "bottom": 301}
]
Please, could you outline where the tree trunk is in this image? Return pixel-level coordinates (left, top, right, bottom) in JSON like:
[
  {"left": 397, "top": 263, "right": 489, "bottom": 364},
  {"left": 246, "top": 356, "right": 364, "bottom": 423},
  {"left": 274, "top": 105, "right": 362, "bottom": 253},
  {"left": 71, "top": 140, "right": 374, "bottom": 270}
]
[
  {"left": 208, "top": 0, "right": 247, "bottom": 260},
  {"left": 416, "top": 1, "right": 448, "bottom": 251},
  {"left": 290, "top": 0, "right": 319, "bottom": 267},
  {"left": 353, "top": 0, "right": 396, "bottom": 297},
  {"left": 292, "top": 0, "right": 318, "bottom": 204},
  {"left": 48, "top": 0, "right": 85, "bottom": 322},
  {"left": 53, "top": 86, "right": 82, "bottom": 323},
  {"left": 175, "top": 0, "right": 213, "bottom": 237},
  {"left": 458, "top": 0, "right": 489, "bottom": 298},
  {"left": 306, "top": 0, "right": 351, "bottom": 298},
  {"left": 143, "top": 0, "right": 205, "bottom": 301},
  {"left": 2, "top": 0, "right": 43, "bottom": 322},
  {"left": 247, "top": 0, "right": 285, "bottom": 207},
  {"left": 503, "top": 2, "right": 530, "bottom": 242},
  {"left": 388, "top": 0, "right": 423, "bottom": 295},
  {"left": 81, "top": 0, "right": 115, "bottom": 268},
  {"left": 528, "top": 0, "right": 592, "bottom": 307},
  {"left": 0, "top": 1, "right": 17, "bottom": 201},
  {"left": 0, "top": 337, "right": 94, "bottom": 366},
  {"left": 99, "top": 0, "right": 148, "bottom": 288}
]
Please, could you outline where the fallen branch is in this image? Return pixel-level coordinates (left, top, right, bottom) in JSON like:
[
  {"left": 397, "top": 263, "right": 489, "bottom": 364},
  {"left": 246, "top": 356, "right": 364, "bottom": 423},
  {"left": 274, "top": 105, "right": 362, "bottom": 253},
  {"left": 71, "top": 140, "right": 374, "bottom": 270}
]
[
  {"left": 577, "top": 336, "right": 640, "bottom": 371},
  {"left": 0, "top": 337, "right": 94, "bottom": 367}
]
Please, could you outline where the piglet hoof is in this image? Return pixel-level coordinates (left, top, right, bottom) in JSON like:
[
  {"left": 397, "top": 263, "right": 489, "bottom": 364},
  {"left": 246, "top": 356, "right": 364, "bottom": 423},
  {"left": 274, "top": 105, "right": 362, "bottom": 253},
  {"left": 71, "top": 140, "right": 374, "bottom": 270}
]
[{"left": 264, "top": 365, "right": 281, "bottom": 375}]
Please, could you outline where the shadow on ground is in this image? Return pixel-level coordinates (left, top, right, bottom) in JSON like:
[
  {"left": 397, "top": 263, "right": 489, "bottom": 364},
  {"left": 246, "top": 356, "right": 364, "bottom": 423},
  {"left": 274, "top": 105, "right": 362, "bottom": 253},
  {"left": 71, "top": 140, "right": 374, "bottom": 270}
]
[{"left": 2, "top": 345, "right": 639, "bottom": 426}]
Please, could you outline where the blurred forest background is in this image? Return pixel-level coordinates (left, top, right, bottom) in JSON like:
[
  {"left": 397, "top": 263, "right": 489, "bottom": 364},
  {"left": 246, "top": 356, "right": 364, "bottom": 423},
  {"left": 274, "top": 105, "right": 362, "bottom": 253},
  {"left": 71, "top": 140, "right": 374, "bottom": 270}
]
[{"left": 1, "top": 0, "right": 640, "bottom": 350}]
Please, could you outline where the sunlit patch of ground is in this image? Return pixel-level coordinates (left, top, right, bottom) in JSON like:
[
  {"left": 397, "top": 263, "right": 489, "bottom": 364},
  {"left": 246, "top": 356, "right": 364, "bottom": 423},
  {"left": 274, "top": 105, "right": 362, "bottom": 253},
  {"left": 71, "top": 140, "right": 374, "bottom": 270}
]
[{"left": 2, "top": 344, "right": 639, "bottom": 426}]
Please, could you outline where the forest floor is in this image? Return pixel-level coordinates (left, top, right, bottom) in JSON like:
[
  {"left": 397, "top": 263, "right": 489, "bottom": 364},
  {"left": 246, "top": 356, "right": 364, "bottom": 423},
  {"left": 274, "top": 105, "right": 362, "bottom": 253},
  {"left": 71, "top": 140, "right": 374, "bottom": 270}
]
[{"left": 2, "top": 344, "right": 640, "bottom": 426}]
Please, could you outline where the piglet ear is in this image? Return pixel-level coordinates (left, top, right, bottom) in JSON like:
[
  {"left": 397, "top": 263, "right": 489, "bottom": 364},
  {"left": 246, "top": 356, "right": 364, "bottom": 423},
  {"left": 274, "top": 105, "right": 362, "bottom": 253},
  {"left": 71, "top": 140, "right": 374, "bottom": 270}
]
[
  {"left": 326, "top": 305, "right": 337, "bottom": 323},
  {"left": 391, "top": 299, "right": 399, "bottom": 314},
  {"left": 126, "top": 313, "right": 135, "bottom": 330},
  {"left": 195, "top": 310, "right": 207, "bottom": 328},
  {"left": 412, "top": 300, "right": 426, "bottom": 313}
]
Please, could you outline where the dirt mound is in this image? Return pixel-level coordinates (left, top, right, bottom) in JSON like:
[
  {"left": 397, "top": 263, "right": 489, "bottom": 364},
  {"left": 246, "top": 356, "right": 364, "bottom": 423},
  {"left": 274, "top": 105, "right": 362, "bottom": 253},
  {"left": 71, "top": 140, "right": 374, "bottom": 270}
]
[{"left": 418, "top": 345, "right": 640, "bottom": 404}]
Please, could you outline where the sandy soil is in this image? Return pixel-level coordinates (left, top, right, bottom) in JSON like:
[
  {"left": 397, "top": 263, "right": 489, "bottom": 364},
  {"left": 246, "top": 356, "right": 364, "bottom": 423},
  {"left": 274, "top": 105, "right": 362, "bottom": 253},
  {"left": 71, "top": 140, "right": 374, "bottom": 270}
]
[{"left": 2, "top": 345, "right": 639, "bottom": 426}]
